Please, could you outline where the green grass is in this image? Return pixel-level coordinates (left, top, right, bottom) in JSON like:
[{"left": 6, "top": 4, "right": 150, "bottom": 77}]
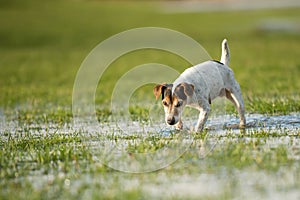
[
  {"left": 1, "top": 129, "right": 299, "bottom": 199},
  {"left": 0, "top": 132, "right": 92, "bottom": 178},
  {"left": 0, "top": 0, "right": 300, "bottom": 199},
  {"left": 1, "top": 0, "right": 300, "bottom": 111}
]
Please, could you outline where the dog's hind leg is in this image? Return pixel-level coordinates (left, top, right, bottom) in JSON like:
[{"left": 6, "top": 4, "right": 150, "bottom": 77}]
[{"left": 225, "top": 88, "right": 246, "bottom": 128}]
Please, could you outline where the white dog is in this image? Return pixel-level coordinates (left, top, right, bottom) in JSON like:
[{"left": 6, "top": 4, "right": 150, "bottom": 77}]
[{"left": 154, "top": 39, "right": 246, "bottom": 132}]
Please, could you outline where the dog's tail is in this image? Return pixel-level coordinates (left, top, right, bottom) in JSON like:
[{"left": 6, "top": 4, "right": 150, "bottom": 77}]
[{"left": 220, "top": 39, "right": 230, "bottom": 66}]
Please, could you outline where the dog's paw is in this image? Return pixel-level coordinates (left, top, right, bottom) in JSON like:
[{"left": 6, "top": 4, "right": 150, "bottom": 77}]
[
  {"left": 192, "top": 125, "right": 204, "bottom": 133},
  {"left": 239, "top": 119, "right": 246, "bottom": 128},
  {"left": 175, "top": 121, "right": 183, "bottom": 130},
  {"left": 239, "top": 123, "right": 246, "bottom": 129},
  {"left": 175, "top": 125, "right": 183, "bottom": 130}
]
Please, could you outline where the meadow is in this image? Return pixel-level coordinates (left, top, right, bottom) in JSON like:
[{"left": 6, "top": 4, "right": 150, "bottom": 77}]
[{"left": 0, "top": 0, "right": 300, "bottom": 199}]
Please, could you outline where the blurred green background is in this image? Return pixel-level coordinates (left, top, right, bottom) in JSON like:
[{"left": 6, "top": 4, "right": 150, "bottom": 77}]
[{"left": 0, "top": 0, "right": 299, "bottom": 112}]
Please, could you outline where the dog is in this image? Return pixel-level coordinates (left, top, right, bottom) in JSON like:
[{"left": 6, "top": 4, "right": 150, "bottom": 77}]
[{"left": 153, "top": 39, "right": 246, "bottom": 132}]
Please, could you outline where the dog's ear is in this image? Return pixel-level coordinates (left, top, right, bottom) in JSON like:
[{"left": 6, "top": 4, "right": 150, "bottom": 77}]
[
  {"left": 153, "top": 84, "right": 165, "bottom": 100},
  {"left": 182, "top": 82, "right": 194, "bottom": 97},
  {"left": 153, "top": 83, "right": 172, "bottom": 100}
]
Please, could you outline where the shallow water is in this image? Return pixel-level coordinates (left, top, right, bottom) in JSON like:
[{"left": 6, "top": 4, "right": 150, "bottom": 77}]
[
  {"left": 1, "top": 111, "right": 299, "bottom": 137},
  {"left": 203, "top": 113, "right": 300, "bottom": 135},
  {"left": 1, "top": 111, "right": 299, "bottom": 170},
  {"left": 1, "top": 111, "right": 300, "bottom": 199}
]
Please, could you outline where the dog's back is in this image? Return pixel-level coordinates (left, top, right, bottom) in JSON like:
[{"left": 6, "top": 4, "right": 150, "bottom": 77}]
[
  {"left": 173, "top": 60, "right": 233, "bottom": 100},
  {"left": 172, "top": 39, "right": 235, "bottom": 101}
]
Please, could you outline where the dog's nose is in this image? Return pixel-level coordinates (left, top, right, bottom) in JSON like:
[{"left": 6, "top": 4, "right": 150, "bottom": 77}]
[{"left": 167, "top": 117, "right": 175, "bottom": 125}]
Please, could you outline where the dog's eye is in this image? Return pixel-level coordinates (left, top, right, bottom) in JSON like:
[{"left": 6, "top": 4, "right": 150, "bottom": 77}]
[
  {"left": 175, "top": 101, "right": 182, "bottom": 107},
  {"left": 162, "top": 101, "right": 168, "bottom": 106}
]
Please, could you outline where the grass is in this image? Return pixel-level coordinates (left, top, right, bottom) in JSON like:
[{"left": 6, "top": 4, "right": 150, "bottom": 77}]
[
  {"left": 1, "top": 1, "right": 300, "bottom": 109},
  {"left": 1, "top": 129, "right": 299, "bottom": 199},
  {"left": 0, "top": 0, "right": 300, "bottom": 199},
  {"left": 0, "top": 132, "right": 92, "bottom": 178}
]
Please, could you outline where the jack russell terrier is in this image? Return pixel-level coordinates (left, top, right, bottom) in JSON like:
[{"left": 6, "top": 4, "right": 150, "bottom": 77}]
[{"left": 154, "top": 39, "right": 246, "bottom": 132}]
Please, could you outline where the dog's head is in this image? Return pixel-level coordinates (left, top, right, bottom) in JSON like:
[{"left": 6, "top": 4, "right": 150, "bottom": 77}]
[{"left": 153, "top": 83, "right": 194, "bottom": 126}]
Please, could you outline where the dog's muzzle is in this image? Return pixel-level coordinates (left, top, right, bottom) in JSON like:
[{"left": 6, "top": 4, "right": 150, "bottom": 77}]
[{"left": 167, "top": 117, "right": 176, "bottom": 125}]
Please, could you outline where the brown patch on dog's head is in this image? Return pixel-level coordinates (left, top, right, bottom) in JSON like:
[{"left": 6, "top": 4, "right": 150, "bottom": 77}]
[{"left": 153, "top": 83, "right": 173, "bottom": 100}]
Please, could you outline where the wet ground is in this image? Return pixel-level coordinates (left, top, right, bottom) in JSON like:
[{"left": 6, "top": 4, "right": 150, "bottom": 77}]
[
  {"left": 1, "top": 112, "right": 299, "bottom": 199},
  {"left": 2, "top": 112, "right": 299, "bottom": 141}
]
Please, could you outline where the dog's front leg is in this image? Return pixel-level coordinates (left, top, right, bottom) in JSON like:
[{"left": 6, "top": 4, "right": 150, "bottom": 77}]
[{"left": 195, "top": 106, "right": 210, "bottom": 132}]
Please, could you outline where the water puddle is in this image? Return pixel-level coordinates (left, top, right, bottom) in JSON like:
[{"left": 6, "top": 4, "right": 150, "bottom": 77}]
[
  {"left": 1, "top": 111, "right": 299, "bottom": 198},
  {"left": 1, "top": 111, "right": 299, "bottom": 138},
  {"left": 204, "top": 113, "right": 300, "bottom": 134},
  {"left": 2, "top": 112, "right": 299, "bottom": 167}
]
